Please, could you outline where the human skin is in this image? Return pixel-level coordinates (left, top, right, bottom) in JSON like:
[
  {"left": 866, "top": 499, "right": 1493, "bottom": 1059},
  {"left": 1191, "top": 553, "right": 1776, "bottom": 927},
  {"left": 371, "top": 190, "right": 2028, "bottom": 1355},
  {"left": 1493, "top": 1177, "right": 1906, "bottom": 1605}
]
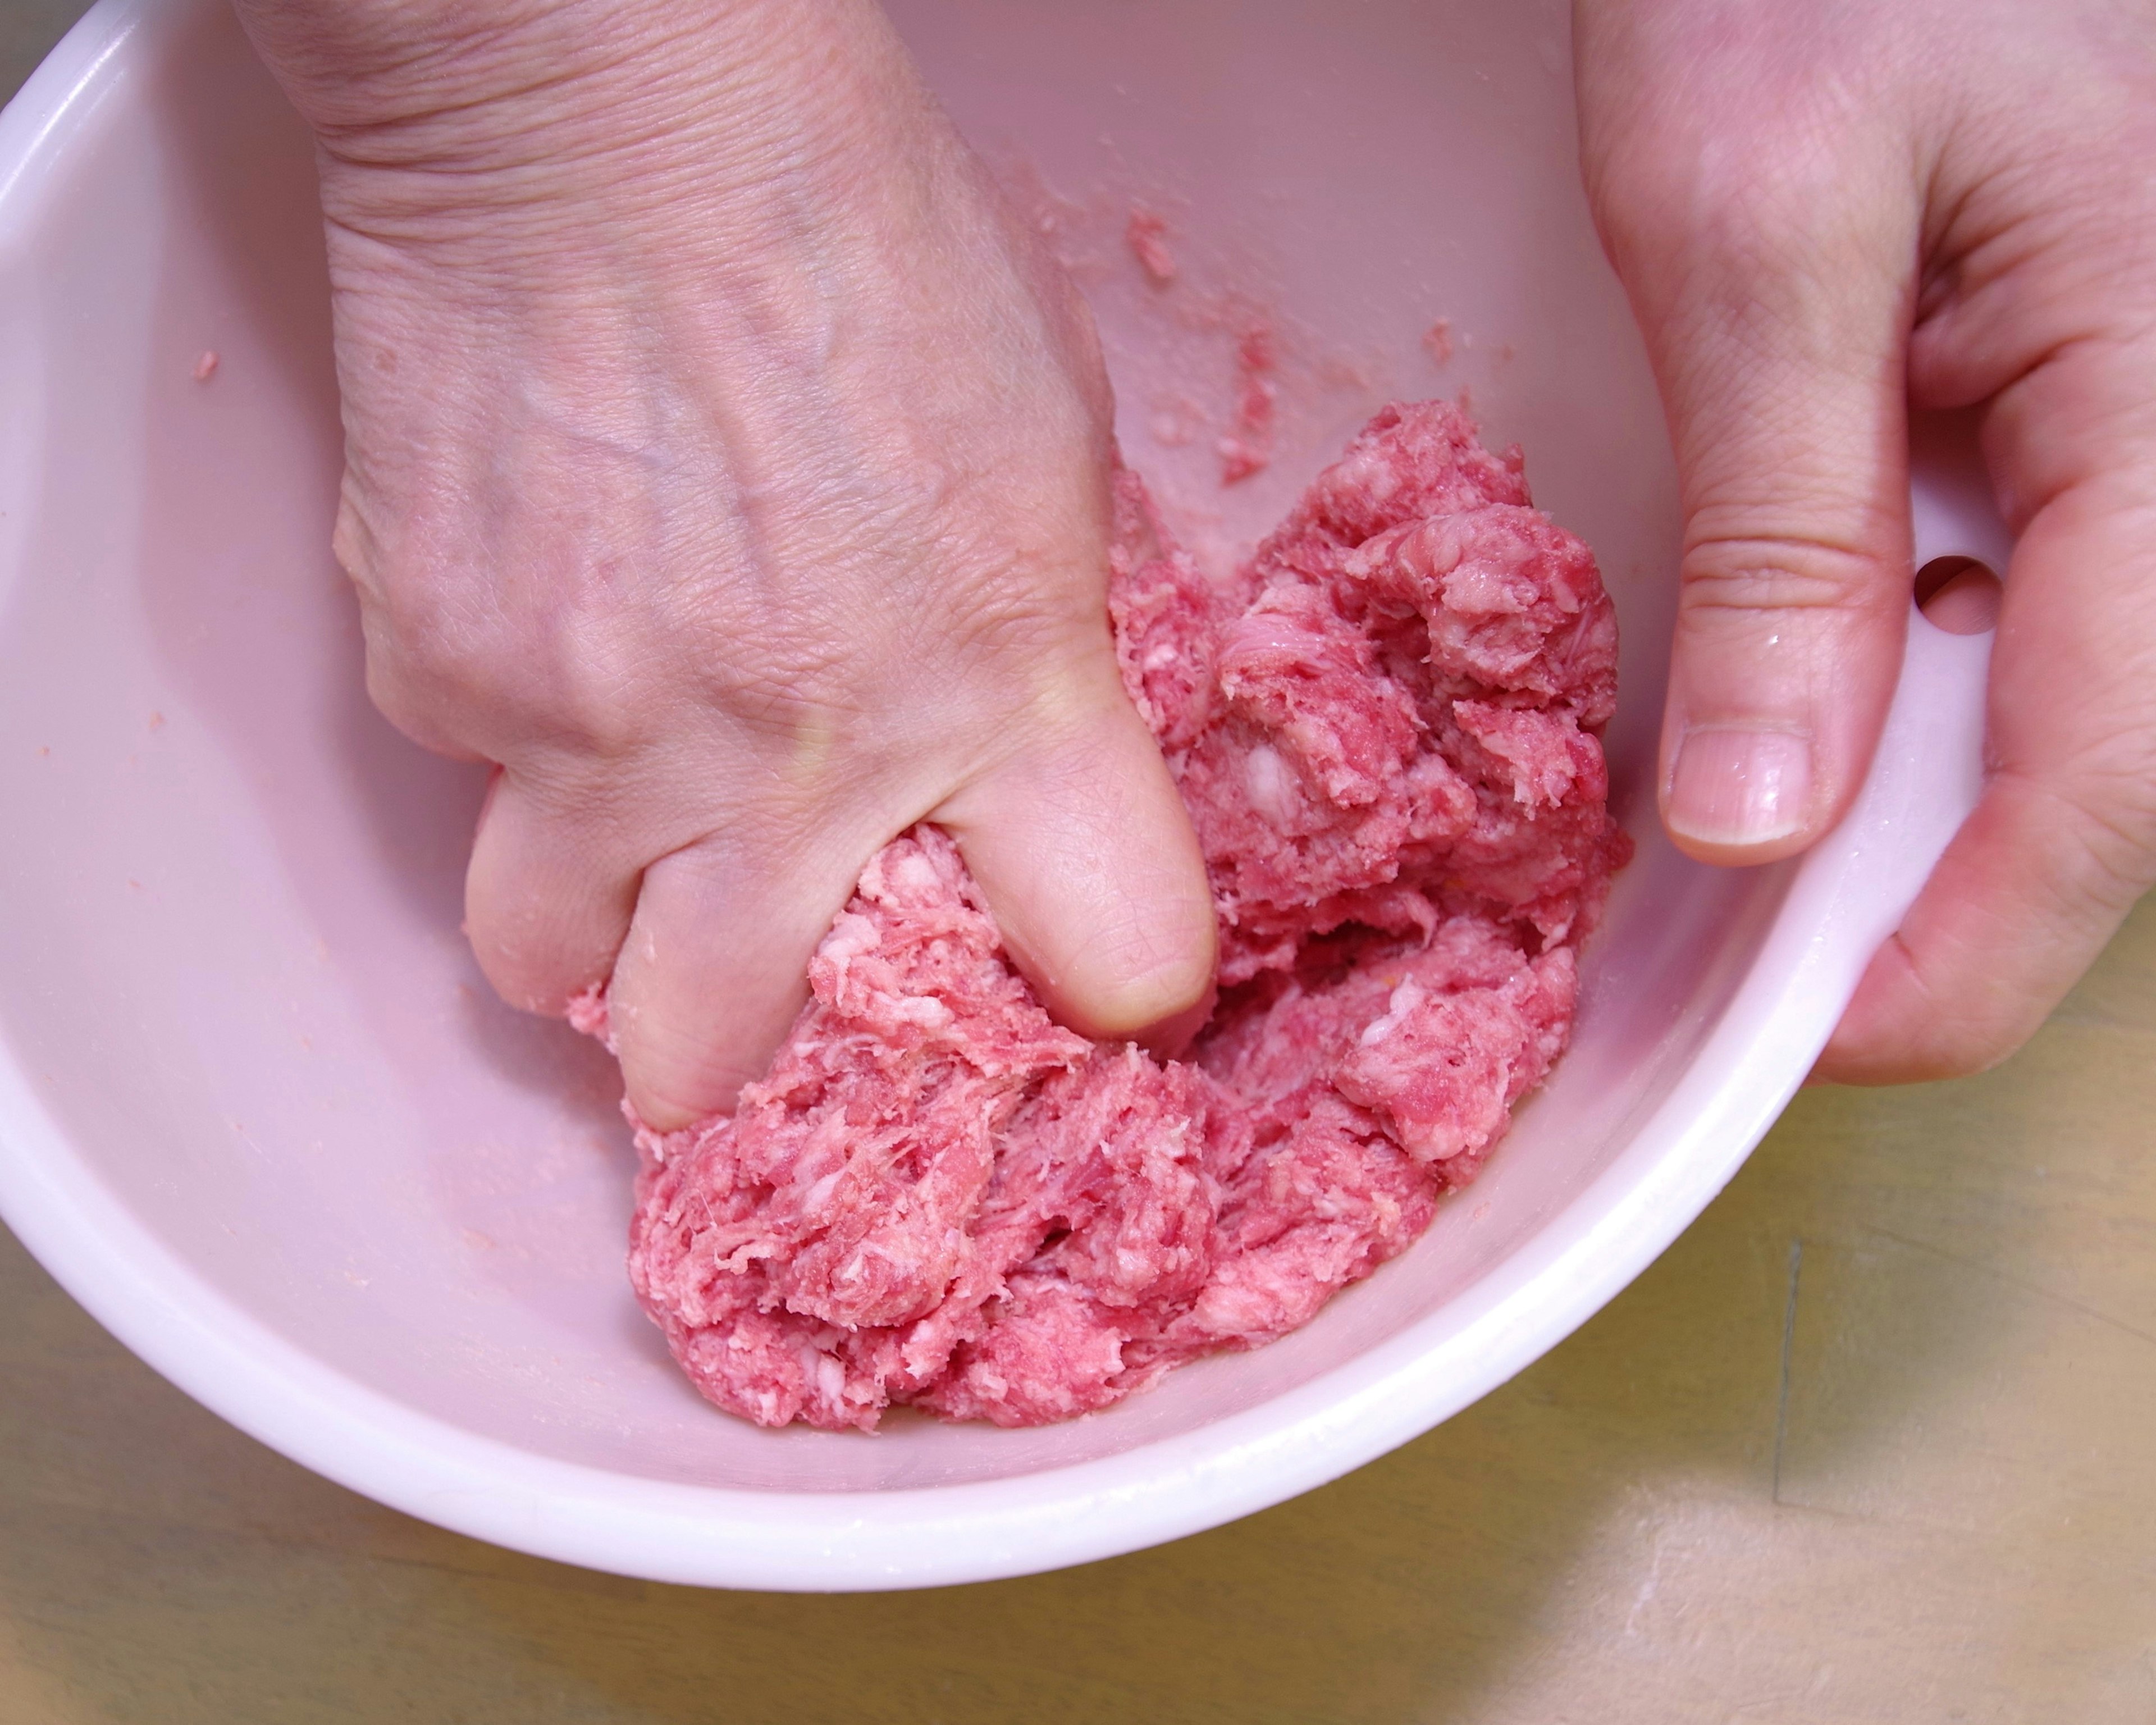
[
  {"left": 226, "top": 0, "right": 1218, "bottom": 1130},
  {"left": 1574, "top": 0, "right": 2156, "bottom": 1081},
  {"left": 235, "top": 0, "right": 2156, "bottom": 1107}
]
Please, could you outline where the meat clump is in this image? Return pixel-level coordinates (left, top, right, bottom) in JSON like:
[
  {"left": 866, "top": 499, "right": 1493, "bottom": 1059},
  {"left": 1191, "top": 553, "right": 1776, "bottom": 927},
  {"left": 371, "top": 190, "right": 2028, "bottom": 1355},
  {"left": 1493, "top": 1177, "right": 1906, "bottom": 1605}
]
[{"left": 593, "top": 401, "right": 1629, "bottom": 1430}]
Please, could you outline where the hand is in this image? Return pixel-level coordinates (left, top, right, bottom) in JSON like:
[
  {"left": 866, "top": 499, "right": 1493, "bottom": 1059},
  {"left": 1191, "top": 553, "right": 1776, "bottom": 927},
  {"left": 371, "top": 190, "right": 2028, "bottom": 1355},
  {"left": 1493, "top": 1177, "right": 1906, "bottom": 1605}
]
[
  {"left": 232, "top": 0, "right": 1217, "bottom": 1128},
  {"left": 1574, "top": 0, "right": 2156, "bottom": 1081}
]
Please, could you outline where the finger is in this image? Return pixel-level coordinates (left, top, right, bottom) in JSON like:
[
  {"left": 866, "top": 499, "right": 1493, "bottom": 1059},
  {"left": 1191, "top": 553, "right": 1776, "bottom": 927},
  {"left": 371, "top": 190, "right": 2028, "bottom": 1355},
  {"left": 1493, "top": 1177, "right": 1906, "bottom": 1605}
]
[
  {"left": 934, "top": 657, "right": 1216, "bottom": 1048},
  {"left": 464, "top": 768, "right": 638, "bottom": 1014},
  {"left": 1586, "top": 116, "right": 1924, "bottom": 864},
  {"left": 606, "top": 822, "right": 876, "bottom": 1131},
  {"left": 1818, "top": 471, "right": 2156, "bottom": 1083}
]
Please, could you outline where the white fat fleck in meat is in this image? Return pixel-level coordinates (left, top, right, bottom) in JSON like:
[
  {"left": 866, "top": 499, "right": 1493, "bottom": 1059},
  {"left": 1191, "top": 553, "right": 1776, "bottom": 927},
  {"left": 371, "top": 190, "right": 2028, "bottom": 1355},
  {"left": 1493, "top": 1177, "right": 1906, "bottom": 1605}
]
[
  {"left": 816, "top": 912, "right": 881, "bottom": 993},
  {"left": 1242, "top": 741, "right": 1300, "bottom": 827},
  {"left": 1440, "top": 557, "right": 1523, "bottom": 616},
  {"left": 890, "top": 850, "right": 941, "bottom": 893},
  {"left": 1359, "top": 977, "right": 1428, "bottom": 1046},
  {"left": 892, "top": 994, "right": 954, "bottom": 1029}
]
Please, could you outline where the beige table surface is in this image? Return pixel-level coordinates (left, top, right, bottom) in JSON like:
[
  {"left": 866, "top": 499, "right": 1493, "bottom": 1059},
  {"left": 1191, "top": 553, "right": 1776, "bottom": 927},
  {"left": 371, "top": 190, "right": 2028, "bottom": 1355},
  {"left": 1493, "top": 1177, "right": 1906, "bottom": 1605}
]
[{"left": 7, "top": 4, "right": 2156, "bottom": 1721}]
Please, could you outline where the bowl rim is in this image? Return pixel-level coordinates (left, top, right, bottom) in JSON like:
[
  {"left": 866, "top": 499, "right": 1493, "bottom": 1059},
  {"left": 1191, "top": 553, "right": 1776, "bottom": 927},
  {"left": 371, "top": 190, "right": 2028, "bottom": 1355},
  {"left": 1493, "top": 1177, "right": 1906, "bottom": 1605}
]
[{"left": 0, "top": 0, "right": 1992, "bottom": 1591}]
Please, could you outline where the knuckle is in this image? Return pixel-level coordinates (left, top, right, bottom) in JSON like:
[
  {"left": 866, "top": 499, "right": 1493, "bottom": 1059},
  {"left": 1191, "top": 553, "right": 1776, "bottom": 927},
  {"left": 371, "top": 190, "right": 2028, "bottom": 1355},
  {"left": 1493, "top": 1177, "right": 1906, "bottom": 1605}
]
[
  {"left": 1679, "top": 533, "right": 1890, "bottom": 617},
  {"left": 356, "top": 604, "right": 474, "bottom": 753},
  {"left": 1594, "top": 133, "right": 1778, "bottom": 263},
  {"left": 359, "top": 563, "right": 657, "bottom": 761},
  {"left": 1597, "top": 83, "right": 1855, "bottom": 230},
  {"left": 359, "top": 652, "right": 437, "bottom": 745},
  {"left": 460, "top": 914, "right": 549, "bottom": 1014},
  {"left": 1590, "top": 108, "right": 1901, "bottom": 343},
  {"left": 942, "top": 581, "right": 1103, "bottom": 678},
  {"left": 364, "top": 582, "right": 513, "bottom": 731}
]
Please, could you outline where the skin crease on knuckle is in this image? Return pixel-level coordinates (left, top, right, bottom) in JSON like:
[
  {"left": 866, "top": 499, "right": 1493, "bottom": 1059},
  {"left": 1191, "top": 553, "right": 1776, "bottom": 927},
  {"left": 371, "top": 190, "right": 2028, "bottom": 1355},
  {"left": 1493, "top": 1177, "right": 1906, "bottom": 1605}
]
[{"left": 1675, "top": 535, "right": 1904, "bottom": 619}]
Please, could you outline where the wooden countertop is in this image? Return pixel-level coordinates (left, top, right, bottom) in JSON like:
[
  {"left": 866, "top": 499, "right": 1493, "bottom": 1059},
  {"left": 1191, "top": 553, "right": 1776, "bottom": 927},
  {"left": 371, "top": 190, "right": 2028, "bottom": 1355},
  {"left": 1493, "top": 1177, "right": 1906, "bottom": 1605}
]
[{"left": 7, "top": 6, "right": 2154, "bottom": 1718}]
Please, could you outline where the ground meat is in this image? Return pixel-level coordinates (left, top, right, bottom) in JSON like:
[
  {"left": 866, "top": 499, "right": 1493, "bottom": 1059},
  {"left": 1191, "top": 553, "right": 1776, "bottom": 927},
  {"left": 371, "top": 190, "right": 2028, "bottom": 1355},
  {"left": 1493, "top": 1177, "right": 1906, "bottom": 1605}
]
[
  {"left": 1125, "top": 203, "right": 1179, "bottom": 286},
  {"left": 1216, "top": 316, "right": 1280, "bottom": 485},
  {"left": 596, "top": 401, "right": 1629, "bottom": 1431}
]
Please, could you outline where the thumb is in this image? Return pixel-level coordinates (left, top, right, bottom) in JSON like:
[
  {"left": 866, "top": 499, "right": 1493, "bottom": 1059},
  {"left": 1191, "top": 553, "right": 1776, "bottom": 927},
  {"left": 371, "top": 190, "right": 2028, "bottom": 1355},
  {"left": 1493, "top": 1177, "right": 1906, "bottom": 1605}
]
[
  {"left": 934, "top": 656, "right": 1217, "bottom": 1049},
  {"left": 1591, "top": 124, "right": 1922, "bottom": 864}
]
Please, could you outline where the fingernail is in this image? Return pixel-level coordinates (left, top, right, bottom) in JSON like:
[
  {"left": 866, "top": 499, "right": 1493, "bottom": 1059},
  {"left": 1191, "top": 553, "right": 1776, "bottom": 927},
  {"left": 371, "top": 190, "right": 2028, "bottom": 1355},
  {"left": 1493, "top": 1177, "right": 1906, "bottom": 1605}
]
[{"left": 1666, "top": 727, "right": 1814, "bottom": 848}]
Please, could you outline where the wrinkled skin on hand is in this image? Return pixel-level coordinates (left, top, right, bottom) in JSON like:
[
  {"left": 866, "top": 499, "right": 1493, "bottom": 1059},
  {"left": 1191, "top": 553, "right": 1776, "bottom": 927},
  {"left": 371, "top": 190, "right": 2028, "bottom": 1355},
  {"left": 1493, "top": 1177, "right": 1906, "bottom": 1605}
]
[
  {"left": 1577, "top": 0, "right": 2156, "bottom": 1081},
  {"left": 240, "top": 0, "right": 2156, "bottom": 1110},
  {"left": 231, "top": 0, "right": 1217, "bottom": 1127}
]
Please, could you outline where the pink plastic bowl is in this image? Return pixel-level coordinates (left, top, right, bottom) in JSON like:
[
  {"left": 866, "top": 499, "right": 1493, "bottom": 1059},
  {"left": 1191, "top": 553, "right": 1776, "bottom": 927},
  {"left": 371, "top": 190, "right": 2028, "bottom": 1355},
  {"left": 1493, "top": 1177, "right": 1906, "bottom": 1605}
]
[{"left": 0, "top": 0, "right": 2004, "bottom": 1590}]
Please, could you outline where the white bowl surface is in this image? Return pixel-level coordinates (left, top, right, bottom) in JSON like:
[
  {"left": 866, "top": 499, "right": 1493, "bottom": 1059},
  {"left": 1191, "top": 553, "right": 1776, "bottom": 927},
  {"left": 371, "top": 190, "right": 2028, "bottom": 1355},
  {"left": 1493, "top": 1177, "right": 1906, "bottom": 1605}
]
[{"left": 0, "top": 0, "right": 2000, "bottom": 1588}]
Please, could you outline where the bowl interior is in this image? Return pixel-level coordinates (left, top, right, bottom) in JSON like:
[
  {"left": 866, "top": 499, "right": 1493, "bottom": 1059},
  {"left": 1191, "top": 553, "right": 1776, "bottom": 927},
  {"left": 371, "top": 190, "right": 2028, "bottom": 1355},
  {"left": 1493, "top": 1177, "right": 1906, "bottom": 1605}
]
[{"left": 0, "top": 0, "right": 1773, "bottom": 1493}]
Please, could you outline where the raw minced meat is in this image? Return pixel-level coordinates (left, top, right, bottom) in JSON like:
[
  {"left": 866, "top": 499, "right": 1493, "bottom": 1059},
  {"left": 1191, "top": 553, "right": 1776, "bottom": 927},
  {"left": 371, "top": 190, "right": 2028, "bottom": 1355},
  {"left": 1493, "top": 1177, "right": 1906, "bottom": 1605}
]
[{"left": 582, "top": 401, "right": 1629, "bottom": 1432}]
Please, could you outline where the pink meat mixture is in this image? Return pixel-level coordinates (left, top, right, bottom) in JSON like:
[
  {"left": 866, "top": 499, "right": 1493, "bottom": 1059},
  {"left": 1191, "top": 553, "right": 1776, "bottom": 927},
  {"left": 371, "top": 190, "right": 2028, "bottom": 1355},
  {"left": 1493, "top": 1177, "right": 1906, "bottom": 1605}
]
[{"left": 595, "top": 401, "right": 1628, "bottom": 1432}]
